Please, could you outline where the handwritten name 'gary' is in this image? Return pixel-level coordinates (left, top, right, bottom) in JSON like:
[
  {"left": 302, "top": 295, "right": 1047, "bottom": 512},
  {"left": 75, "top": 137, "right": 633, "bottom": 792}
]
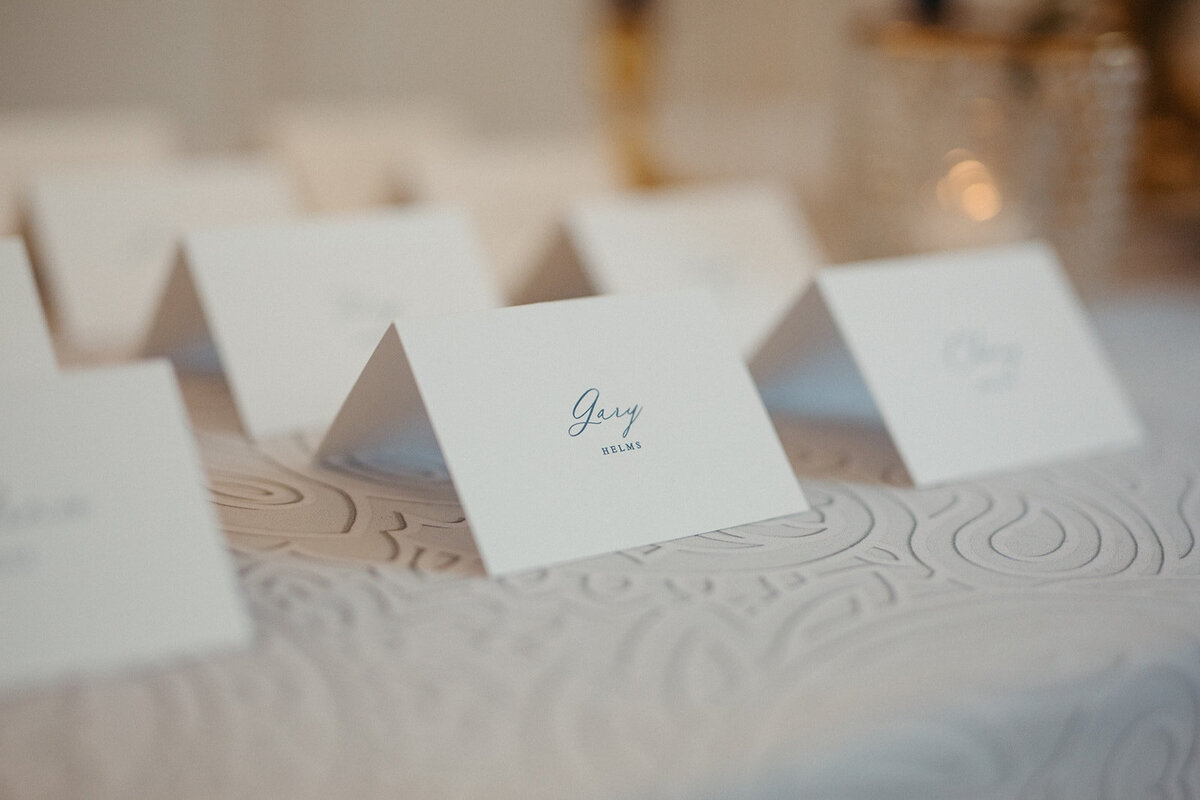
[{"left": 568, "top": 388, "right": 642, "bottom": 439}]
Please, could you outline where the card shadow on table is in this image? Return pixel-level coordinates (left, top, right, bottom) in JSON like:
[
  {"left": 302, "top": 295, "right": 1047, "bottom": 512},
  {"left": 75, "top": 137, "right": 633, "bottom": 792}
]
[
  {"left": 178, "top": 371, "right": 488, "bottom": 576},
  {"left": 177, "top": 370, "right": 244, "bottom": 435},
  {"left": 770, "top": 413, "right": 912, "bottom": 488},
  {"left": 234, "top": 440, "right": 489, "bottom": 577},
  {"left": 758, "top": 347, "right": 913, "bottom": 488}
]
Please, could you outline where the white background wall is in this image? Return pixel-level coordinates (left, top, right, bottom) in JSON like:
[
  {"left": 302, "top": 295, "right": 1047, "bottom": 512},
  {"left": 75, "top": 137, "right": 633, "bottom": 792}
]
[{"left": 0, "top": 1, "right": 881, "bottom": 150}]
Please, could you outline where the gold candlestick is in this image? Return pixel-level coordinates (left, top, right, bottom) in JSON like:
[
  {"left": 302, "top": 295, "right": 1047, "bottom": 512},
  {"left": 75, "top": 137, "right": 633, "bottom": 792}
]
[{"left": 597, "top": 0, "right": 662, "bottom": 187}]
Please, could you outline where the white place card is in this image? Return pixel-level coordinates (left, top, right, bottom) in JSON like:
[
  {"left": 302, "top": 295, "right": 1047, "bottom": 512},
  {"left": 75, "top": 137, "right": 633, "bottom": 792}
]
[
  {"left": 411, "top": 136, "right": 620, "bottom": 297},
  {"left": 0, "top": 238, "right": 56, "bottom": 377},
  {"left": 143, "top": 209, "right": 502, "bottom": 440},
  {"left": 0, "top": 108, "right": 178, "bottom": 235},
  {"left": 751, "top": 242, "right": 1143, "bottom": 485},
  {"left": 260, "top": 101, "right": 465, "bottom": 211},
  {"left": 517, "top": 182, "right": 824, "bottom": 358},
  {"left": 0, "top": 361, "right": 252, "bottom": 692},
  {"left": 25, "top": 159, "right": 299, "bottom": 355},
  {"left": 317, "top": 290, "right": 807, "bottom": 575}
]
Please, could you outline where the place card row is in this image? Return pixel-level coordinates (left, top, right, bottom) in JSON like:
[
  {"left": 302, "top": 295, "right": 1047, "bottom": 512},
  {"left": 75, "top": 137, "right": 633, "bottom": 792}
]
[{"left": 0, "top": 182, "right": 1142, "bottom": 694}]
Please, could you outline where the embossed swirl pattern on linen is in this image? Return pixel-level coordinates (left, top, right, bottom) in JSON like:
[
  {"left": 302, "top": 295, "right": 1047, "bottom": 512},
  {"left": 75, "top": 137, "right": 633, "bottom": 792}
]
[
  {"left": 201, "top": 425, "right": 1200, "bottom": 593},
  {"left": 1, "top": 299, "right": 1198, "bottom": 799},
  {"left": 905, "top": 447, "right": 1200, "bottom": 588}
]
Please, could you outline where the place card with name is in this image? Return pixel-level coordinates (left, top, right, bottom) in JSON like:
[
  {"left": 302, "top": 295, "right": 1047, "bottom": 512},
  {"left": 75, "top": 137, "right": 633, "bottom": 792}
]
[
  {"left": 316, "top": 290, "right": 808, "bottom": 575},
  {"left": 0, "top": 360, "right": 252, "bottom": 692},
  {"left": 0, "top": 237, "right": 56, "bottom": 377},
  {"left": 516, "top": 182, "right": 824, "bottom": 358},
  {"left": 751, "top": 242, "right": 1143, "bottom": 485},
  {"left": 25, "top": 158, "right": 298, "bottom": 355},
  {"left": 143, "top": 209, "right": 502, "bottom": 440}
]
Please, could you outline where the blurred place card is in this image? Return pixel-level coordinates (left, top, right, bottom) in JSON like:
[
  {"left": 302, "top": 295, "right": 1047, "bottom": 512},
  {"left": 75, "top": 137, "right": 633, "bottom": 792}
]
[
  {"left": 0, "top": 361, "right": 252, "bottom": 693},
  {"left": 317, "top": 290, "right": 807, "bottom": 575},
  {"left": 411, "top": 136, "right": 620, "bottom": 299},
  {"left": 519, "top": 182, "right": 824, "bottom": 358},
  {"left": 143, "top": 209, "right": 502, "bottom": 440},
  {"left": 752, "top": 242, "right": 1143, "bottom": 486},
  {"left": 26, "top": 159, "right": 299, "bottom": 355},
  {"left": 0, "top": 108, "right": 179, "bottom": 235},
  {"left": 0, "top": 238, "right": 56, "bottom": 377},
  {"left": 260, "top": 101, "right": 465, "bottom": 212}
]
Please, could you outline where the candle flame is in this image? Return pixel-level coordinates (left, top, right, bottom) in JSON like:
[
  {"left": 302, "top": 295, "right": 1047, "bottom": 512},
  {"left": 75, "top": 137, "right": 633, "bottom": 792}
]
[{"left": 936, "top": 152, "right": 1001, "bottom": 222}]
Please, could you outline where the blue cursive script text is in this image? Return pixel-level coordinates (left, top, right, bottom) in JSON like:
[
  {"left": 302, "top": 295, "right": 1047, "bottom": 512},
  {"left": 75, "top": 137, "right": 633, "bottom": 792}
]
[
  {"left": 568, "top": 388, "right": 643, "bottom": 439},
  {"left": 943, "top": 329, "right": 1021, "bottom": 392}
]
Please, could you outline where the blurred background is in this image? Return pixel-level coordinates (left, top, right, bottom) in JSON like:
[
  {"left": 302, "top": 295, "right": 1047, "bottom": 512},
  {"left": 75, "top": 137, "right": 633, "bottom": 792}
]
[
  {"left": 0, "top": 0, "right": 855, "bottom": 148},
  {"left": 1, "top": 0, "right": 1197, "bottom": 317}
]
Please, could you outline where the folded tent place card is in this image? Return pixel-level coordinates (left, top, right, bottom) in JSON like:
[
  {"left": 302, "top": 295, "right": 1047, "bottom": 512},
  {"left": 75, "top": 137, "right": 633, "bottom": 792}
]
[
  {"left": 143, "top": 208, "right": 502, "bottom": 440},
  {"left": 260, "top": 101, "right": 465, "bottom": 211},
  {"left": 25, "top": 158, "right": 298, "bottom": 355},
  {"left": 751, "top": 242, "right": 1143, "bottom": 486},
  {"left": 516, "top": 182, "right": 825, "bottom": 358},
  {"left": 0, "top": 360, "right": 252, "bottom": 692},
  {"left": 0, "top": 237, "right": 56, "bottom": 377},
  {"left": 316, "top": 290, "right": 808, "bottom": 575},
  {"left": 410, "top": 136, "right": 620, "bottom": 298},
  {"left": 0, "top": 108, "right": 179, "bottom": 235}
]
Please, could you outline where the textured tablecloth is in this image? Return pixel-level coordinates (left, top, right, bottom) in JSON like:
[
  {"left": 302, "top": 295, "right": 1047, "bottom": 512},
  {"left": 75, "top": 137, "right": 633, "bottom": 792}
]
[{"left": 2, "top": 289, "right": 1198, "bottom": 800}]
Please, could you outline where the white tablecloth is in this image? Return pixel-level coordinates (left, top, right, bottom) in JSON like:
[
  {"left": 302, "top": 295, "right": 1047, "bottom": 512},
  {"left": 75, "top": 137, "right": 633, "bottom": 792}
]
[{"left": 3, "top": 289, "right": 1199, "bottom": 799}]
